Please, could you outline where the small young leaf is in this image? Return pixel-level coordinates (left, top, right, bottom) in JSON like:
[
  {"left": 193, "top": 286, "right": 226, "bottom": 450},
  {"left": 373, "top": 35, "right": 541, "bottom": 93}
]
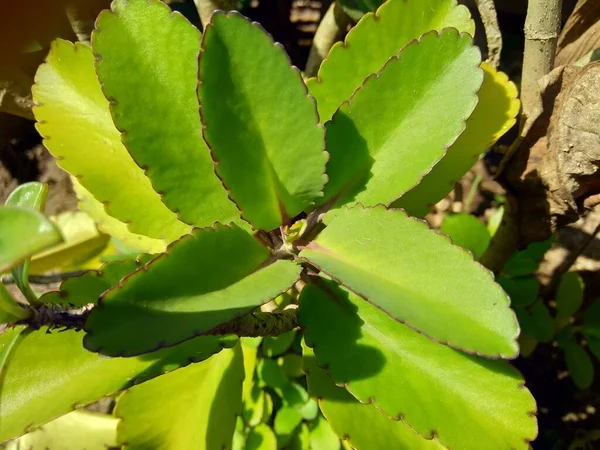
[
  {"left": 115, "top": 345, "right": 243, "bottom": 450},
  {"left": 304, "top": 345, "right": 446, "bottom": 449},
  {"left": 280, "top": 354, "right": 304, "bottom": 378},
  {"left": 5, "top": 182, "right": 49, "bottom": 303},
  {"left": 289, "top": 423, "right": 311, "bottom": 450},
  {"left": 246, "top": 424, "right": 278, "bottom": 450},
  {"left": 93, "top": 0, "right": 241, "bottom": 229},
  {"left": 310, "top": 415, "right": 340, "bottom": 450},
  {"left": 497, "top": 276, "right": 539, "bottom": 308},
  {"left": 15, "top": 410, "right": 117, "bottom": 450},
  {"left": 300, "top": 281, "right": 538, "bottom": 450},
  {"left": 320, "top": 30, "right": 482, "bottom": 209},
  {"left": 515, "top": 302, "right": 555, "bottom": 343},
  {"left": 563, "top": 344, "right": 594, "bottom": 389},
  {"left": 308, "top": 0, "right": 474, "bottom": 122},
  {"left": 257, "top": 358, "right": 289, "bottom": 390},
  {"left": 40, "top": 255, "right": 153, "bottom": 307},
  {"left": 0, "top": 207, "right": 63, "bottom": 274},
  {"left": 502, "top": 238, "right": 553, "bottom": 277},
  {"left": 33, "top": 40, "right": 189, "bottom": 242},
  {"left": 84, "top": 224, "right": 301, "bottom": 356},
  {"left": 199, "top": 12, "right": 327, "bottom": 231},
  {"left": 440, "top": 213, "right": 491, "bottom": 259},
  {"left": 395, "top": 64, "right": 520, "bottom": 217},
  {"left": 274, "top": 406, "right": 303, "bottom": 445},
  {"left": 300, "top": 205, "right": 518, "bottom": 358},
  {"left": 0, "top": 328, "right": 235, "bottom": 442},
  {"left": 556, "top": 272, "right": 585, "bottom": 318},
  {"left": 262, "top": 330, "right": 297, "bottom": 358}
]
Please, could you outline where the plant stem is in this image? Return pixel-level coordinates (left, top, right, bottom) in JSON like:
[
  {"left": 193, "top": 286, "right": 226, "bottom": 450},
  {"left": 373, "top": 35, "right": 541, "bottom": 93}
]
[
  {"left": 194, "top": 0, "right": 236, "bottom": 28},
  {"left": 21, "top": 304, "right": 299, "bottom": 337},
  {"left": 475, "top": 0, "right": 503, "bottom": 68},
  {"left": 463, "top": 173, "right": 483, "bottom": 213},
  {"left": 521, "top": 0, "right": 562, "bottom": 120},
  {"left": 1, "top": 270, "right": 90, "bottom": 285},
  {"left": 305, "top": 1, "right": 351, "bottom": 77}
]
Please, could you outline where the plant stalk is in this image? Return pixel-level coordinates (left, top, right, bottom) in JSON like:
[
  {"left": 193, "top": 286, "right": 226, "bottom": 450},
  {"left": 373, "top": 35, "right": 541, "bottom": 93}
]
[
  {"left": 475, "top": 0, "right": 503, "bottom": 68},
  {"left": 521, "top": 0, "right": 562, "bottom": 120}
]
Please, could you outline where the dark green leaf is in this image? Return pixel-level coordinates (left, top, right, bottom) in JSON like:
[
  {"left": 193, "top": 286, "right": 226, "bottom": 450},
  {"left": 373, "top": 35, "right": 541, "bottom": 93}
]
[
  {"left": 274, "top": 406, "right": 303, "bottom": 445},
  {"left": 84, "top": 224, "right": 300, "bottom": 356},
  {"left": 497, "top": 276, "right": 539, "bottom": 308},
  {"left": 262, "top": 330, "right": 297, "bottom": 358},
  {"left": 502, "top": 238, "right": 553, "bottom": 277},
  {"left": 556, "top": 272, "right": 585, "bottom": 318},
  {"left": 583, "top": 299, "right": 600, "bottom": 339},
  {"left": 516, "top": 302, "right": 555, "bottom": 342},
  {"left": 563, "top": 345, "right": 594, "bottom": 389},
  {"left": 199, "top": 12, "right": 327, "bottom": 230},
  {"left": 246, "top": 423, "right": 277, "bottom": 450},
  {"left": 257, "top": 358, "right": 289, "bottom": 390}
]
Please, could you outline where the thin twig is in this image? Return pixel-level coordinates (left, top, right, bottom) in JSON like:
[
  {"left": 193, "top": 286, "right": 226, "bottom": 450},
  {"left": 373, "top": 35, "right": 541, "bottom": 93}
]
[
  {"left": 1, "top": 270, "right": 91, "bottom": 286},
  {"left": 474, "top": 0, "right": 503, "bottom": 68},
  {"left": 521, "top": 0, "right": 563, "bottom": 120},
  {"left": 305, "top": 1, "right": 351, "bottom": 77}
]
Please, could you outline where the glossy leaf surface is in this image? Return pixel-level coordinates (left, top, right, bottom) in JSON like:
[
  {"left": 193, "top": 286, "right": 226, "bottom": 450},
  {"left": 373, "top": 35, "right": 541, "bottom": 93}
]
[
  {"left": 85, "top": 224, "right": 301, "bottom": 356},
  {"left": 93, "top": 0, "right": 240, "bottom": 228},
  {"left": 40, "top": 255, "right": 153, "bottom": 307},
  {"left": 0, "top": 207, "right": 63, "bottom": 274},
  {"left": 440, "top": 213, "right": 491, "bottom": 259},
  {"left": 0, "top": 328, "right": 234, "bottom": 442},
  {"left": 308, "top": 0, "right": 473, "bottom": 122},
  {"left": 199, "top": 12, "right": 327, "bottom": 230},
  {"left": 15, "top": 410, "right": 117, "bottom": 450},
  {"left": 33, "top": 40, "right": 188, "bottom": 242},
  {"left": 115, "top": 346, "right": 243, "bottom": 450},
  {"left": 300, "top": 281, "right": 538, "bottom": 450},
  {"left": 303, "top": 345, "right": 445, "bottom": 450},
  {"left": 300, "top": 205, "right": 518, "bottom": 357},
  {"left": 395, "top": 64, "right": 520, "bottom": 216},
  {"left": 320, "top": 30, "right": 482, "bottom": 208}
]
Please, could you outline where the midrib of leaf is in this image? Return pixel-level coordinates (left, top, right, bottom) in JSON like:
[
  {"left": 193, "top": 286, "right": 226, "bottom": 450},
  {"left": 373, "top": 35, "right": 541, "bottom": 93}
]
[{"left": 305, "top": 242, "right": 496, "bottom": 345}]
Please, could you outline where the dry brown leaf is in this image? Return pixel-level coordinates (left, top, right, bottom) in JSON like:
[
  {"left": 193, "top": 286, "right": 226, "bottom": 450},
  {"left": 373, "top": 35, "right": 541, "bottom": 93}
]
[{"left": 556, "top": 0, "right": 600, "bottom": 67}]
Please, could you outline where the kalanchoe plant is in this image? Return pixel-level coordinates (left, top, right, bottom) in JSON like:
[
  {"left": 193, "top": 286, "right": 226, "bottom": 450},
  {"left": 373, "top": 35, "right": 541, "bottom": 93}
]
[{"left": 0, "top": 0, "right": 536, "bottom": 448}]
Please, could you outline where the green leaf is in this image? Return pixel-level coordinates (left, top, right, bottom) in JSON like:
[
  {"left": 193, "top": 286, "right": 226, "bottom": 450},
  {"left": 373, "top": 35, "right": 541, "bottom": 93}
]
[
  {"left": 29, "top": 211, "right": 110, "bottom": 274},
  {"left": 114, "top": 345, "right": 243, "bottom": 450},
  {"left": 394, "top": 63, "right": 520, "bottom": 216},
  {"left": 308, "top": 0, "right": 474, "bottom": 122},
  {"left": 338, "top": 0, "right": 384, "bottom": 21},
  {"left": 300, "top": 281, "right": 538, "bottom": 450},
  {"left": 516, "top": 302, "right": 555, "bottom": 343},
  {"left": 33, "top": 40, "right": 189, "bottom": 242},
  {"left": 280, "top": 353, "right": 304, "bottom": 378},
  {"left": 0, "top": 207, "right": 63, "bottom": 274},
  {"left": 242, "top": 337, "right": 260, "bottom": 399},
  {"left": 0, "top": 327, "right": 235, "bottom": 442},
  {"left": 0, "top": 285, "right": 30, "bottom": 323},
  {"left": 320, "top": 30, "right": 482, "bottom": 209},
  {"left": 587, "top": 337, "right": 600, "bottom": 362},
  {"left": 439, "top": 213, "right": 491, "bottom": 259},
  {"left": 40, "top": 255, "right": 153, "bottom": 307},
  {"left": 246, "top": 424, "right": 278, "bottom": 450},
  {"left": 85, "top": 224, "right": 300, "bottom": 356},
  {"left": 5, "top": 182, "right": 49, "bottom": 304},
  {"left": 262, "top": 330, "right": 297, "bottom": 358},
  {"left": 563, "top": 344, "right": 594, "bottom": 389},
  {"left": 0, "top": 326, "right": 26, "bottom": 374},
  {"left": 556, "top": 272, "right": 585, "bottom": 318},
  {"left": 310, "top": 415, "right": 340, "bottom": 450},
  {"left": 243, "top": 384, "right": 267, "bottom": 427},
  {"left": 502, "top": 238, "right": 553, "bottom": 277},
  {"left": 257, "top": 358, "right": 289, "bottom": 390},
  {"left": 497, "top": 276, "right": 539, "bottom": 308},
  {"left": 14, "top": 410, "right": 117, "bottom": 450},
  {"left": 274, "top": 406, "right": 303, "bottom": 445},
  {"left": 199, "top": 12, "right": 327, "bottom": 231},
  {"left": 583, "top": 299, "right": 600, "bottom": 339},
  {"left": 300, "top": 205, "right": 518, "bottom": 357},
  {"left": 289, "top": 423, "right": 311, "bottom": 450},
  {"left": 93, "top": 0, "right": 241, "bottom": 228},
  {"left": 303, "top": 345, "right": 446, "bottom": 449}
]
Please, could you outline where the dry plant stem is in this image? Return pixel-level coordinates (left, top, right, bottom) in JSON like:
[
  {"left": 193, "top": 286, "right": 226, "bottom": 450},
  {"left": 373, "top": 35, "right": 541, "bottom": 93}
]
[
  {"left": 475, "top": 0, "right": 502, "bottom": 68},
  {"left": 65, "top": 3, "right": 95, "bottom": 44},
  {"left": 305, "top": 1, "right": 351, "bottom": 77},
  {"left": 521, "top": 0, "right": 563, "bottom": 120},
  {"left": 194, "top": 0, "right": 236, "bottom": 28},
  {"left": 22, "top": 304, "right": 299, "bottom": 337}
]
